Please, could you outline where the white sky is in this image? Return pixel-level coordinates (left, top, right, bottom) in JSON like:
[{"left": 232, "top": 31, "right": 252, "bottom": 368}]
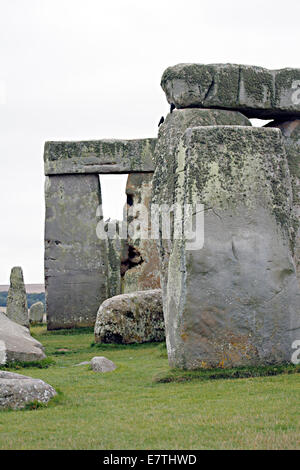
[{"left": 0, "top": 0, "right": 300, "bottom": 283}]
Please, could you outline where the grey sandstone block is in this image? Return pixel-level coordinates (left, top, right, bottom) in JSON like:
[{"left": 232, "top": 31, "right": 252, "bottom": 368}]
[
  {"left": 45, "top": 174, "right": 108, "bottom": 330},
  {"left": 6, "top": 267, "right": 29, "bottom": 328},
  {"left": 163, "top": 126, "right": 300, "bottom": 369},
  {"left": 161, "top": 63, "right": 300, "bottom": 119},
  {"left": 266, "top": 119, "right": 300, "bottom": 285},
  {"left": 152, "top": 108, "right": 251, "bottom": 308},
  {"left": 44, "top": 139, "right": 156, "bottom": 175}
]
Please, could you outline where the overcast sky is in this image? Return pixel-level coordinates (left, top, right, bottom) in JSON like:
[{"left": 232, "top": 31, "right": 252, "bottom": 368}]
[{"left": 0, "top": 0, "right": 300, "bottom": 284}]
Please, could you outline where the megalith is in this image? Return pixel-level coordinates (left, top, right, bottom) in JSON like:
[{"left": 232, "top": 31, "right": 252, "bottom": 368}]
[
  {"left": 6, "top": 267, "right": 29, "bottom": 328},
  {"left": 29, "top": 301, "right": 45, "bottom": 324},
  {"left": 161, "top": 63, "right": 300, "bottom": 119},
  {"left": 45, "top": 174, "right": 108, "bottom": 329},
  {"left": 122, "top": 173, "right": 161, "bottom": 293},
  {"left": 105, "top": 220, "right": 122, "bottom": 298},
  {"left": 152, "top": 108, "right": 251, "bottom": 306},
  {"left": 94, "top": 289, "right": 164, "bottom": 344},
  {"left": 161, "top": 126, "right": 300, "bottom": 369},
  {"left": 266, "top": 119, "right": 300, "bottom": 285}
]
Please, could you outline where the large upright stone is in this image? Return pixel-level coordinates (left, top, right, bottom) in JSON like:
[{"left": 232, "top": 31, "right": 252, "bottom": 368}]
[
  {"left": 161, "top": 63, "right": 300, "bottom": 119},
  {"left": 266, "top": 119, "right": 300, "bottom": 284},
  {"left": 105, "top": 220, "right": 122, "bottom": 298},
  {"left": 163, "top": 126, "right": 300, "bottom": 369},
  {"left": 152, "top": 108, "right": 251, "bottom": 304},
  {"left": 122, "top": 173, "right": 161, "bottom": 293},
  {"left": 6, "top": 267, "right": 28, "bottom": 328},
  {"left": 45, "top": 174, "right": 108, "bottom": 329}
]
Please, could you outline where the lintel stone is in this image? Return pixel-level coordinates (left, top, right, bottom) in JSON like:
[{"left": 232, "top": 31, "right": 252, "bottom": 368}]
[{"left": 44, "top": 139, "right": 156, "bottom": 175}]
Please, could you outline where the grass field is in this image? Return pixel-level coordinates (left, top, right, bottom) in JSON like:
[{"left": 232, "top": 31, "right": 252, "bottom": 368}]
[{"left": 0, "top": 326, "right": 299, "bottom": 450}]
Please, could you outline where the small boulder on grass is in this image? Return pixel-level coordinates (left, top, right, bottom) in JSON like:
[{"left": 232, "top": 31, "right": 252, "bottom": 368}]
[
  {"left": 91, "top": 356, "right": 116, "bottom": 373},
  {"left": 0, "top": 371, "right": 56, "bottom": 410}
]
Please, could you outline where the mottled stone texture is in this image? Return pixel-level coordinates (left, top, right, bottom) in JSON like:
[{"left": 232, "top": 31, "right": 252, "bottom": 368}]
[
  {"left": 6, "top": 267, "right": 28, "bottom": 328},
  {"left": 266, "top": 120, "right": 300, "bottom": 285},
  {"left": 122, "top": 173, "right": 161, "bottom": 293},
  {"left": 0, "top": 312, "right": 46, "bottom": 363},
  {"left": 44, "top": 139, "right": 156, "bottom": 175},
  {"left": 0, "top": 371, "right": 56, "bottom": 410},
  {"left": 45, "top": 174, "right": 108, "bottom": 330},
  {"left": 29, "top": 301, "right": 44, "bottom": 324},
  {"left": 162, "top": 126, "right": 300, "bottom": 369},
  {"left": 94, "top": 289, "right": 164, "bottom": 344},
  {"left": 105, "top": 220, "right": 122, "bottom": 298},
  {"left": 152, "top": 108, "right": 251, "bottom": 307},
  {"left": 91, "top": 356, "right": 116, "bottom": 373},
  {"left": 161, "top": 63, "right": 300, "bottom": 118}
]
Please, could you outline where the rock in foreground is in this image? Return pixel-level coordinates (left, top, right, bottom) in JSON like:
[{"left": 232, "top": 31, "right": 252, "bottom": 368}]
[
  {"left": 94, "top": 289, "right": 164, "bottom": 344},
  {"left": 91, "top": 356, "right": 116, "bottom": 373},
  {"left": 161, "top": 63, "right": 300, "bottom": 118},
  {"left": 0, "top": 312, "right": 46, "bottom": 364},
  {"left": 0, "top": 371, "right": 56, "bottom": 410}
]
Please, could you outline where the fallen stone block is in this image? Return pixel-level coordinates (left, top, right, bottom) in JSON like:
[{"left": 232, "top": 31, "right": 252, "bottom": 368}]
[
  {"left": 0, "top": 312, "right": 46, "bottom": 363},
  {"left": 94, "top": 289, "right": 164, "bottom": 344},
  {"left": 0, "top": 371, "right": 56, "bottom": 410},
  {"left": 91, "top": 356, "right": 116, "bottom": 373}
]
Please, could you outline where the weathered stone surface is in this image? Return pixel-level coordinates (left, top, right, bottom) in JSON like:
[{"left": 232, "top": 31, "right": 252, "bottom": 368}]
[
  {"left": 105, "top": 220, "right": 122, "bottom": 298},
  {"left": 6, "top": 267, "right": 29, "bottom": 328},
  {"left": 29, "top": 302, "right": 45, "bottom": 324},
  {"left": 0, "top": 312, "right": 46, "bottom": 363},
  {"left": 91, "top": 356, "right": 116, "bottom": 373},
  {"left": 161, "top": 63, "right": 300, "bottom": 119},
  {"left": 266, "top": 119, "right": 300, "bottom": 284},
  {"left": 45, "top": 174, "right": 108, "bottom": 330},
  {"left": 44, "top": 139, "right": 156, "bottom": 175},
  {"left": 0, "top": 371, "right": 56, "bottom": 410},
  {"left": 94, "top": 289, "right": 164, "bottom": 344},
  {"left": 164, "top": 126, "right": 300, "bottom": 368},
  {"left": 152, "top": 108, "right": 251, "bottom": 307},
  {"left": 122, "top": 173, "right": 161, "bottom": 293}
]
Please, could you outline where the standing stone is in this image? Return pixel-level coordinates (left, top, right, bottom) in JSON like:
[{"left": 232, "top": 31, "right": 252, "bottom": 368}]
[
  {"left": 29, "top": 302, "right": 45, "bottom": 324},
  {"left": 266, "top": 119, "right": 300, "bottom": 285},
  {"left": 105, "top": 220, "right": 122, "bottom": 298},
  {"left": 45, "top": 174, "right": 108, "bottom": 330},
  {"left": 152, "top": 108, "right": 251, "bottom": 308},
  {"left": 6, "top": 267, "right": 28, "bottom": 328},
  {"left": 160, "top": 126, "right": 300, "bottom": 369},
  {"left": 122, "top": 173, "right": 161, "bottom": 293},
  {"left": 161, "top": 63, "right": 300, "bottom": 119}
]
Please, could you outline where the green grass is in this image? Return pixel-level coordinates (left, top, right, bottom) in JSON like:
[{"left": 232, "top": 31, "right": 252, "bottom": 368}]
[{"left": 0, "top": 326, "right": 299, "bottom": 450}]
